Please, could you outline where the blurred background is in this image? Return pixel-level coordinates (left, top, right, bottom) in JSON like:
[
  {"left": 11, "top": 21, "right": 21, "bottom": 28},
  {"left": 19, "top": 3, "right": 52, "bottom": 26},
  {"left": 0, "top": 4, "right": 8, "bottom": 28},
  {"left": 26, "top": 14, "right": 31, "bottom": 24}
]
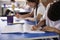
[{"left": 0, "top": 0, "right": 59, "bottom": 16}]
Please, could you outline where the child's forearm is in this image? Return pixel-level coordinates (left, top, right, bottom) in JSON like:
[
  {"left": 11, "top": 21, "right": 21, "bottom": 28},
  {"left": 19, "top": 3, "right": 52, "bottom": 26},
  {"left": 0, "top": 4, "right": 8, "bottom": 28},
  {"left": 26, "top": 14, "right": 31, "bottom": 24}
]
[
  {"left": 37, "top": 14, "right": 42, "bottom": 21},
  {"left": 21, "top": 13, "right": 33, "bottom": 18},
  {"left": 54, "top": 29, "right": 60, "bottom": 34}
]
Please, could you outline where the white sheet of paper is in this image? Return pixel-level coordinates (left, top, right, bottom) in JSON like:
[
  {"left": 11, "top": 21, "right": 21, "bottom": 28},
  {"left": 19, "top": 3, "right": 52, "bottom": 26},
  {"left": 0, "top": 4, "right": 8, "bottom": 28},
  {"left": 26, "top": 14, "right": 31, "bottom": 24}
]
[
  {"left": 13, "top": 17, "right": 26, "bottom": 23},
  {"left": 27, "top": 31, "right": 45, "bottom": 33},
  {"left": 1, "top": 24, "right": 23, "bottom": 33},
  {"left": 23, "top": 24, "right": 45, "bottom": 33}
]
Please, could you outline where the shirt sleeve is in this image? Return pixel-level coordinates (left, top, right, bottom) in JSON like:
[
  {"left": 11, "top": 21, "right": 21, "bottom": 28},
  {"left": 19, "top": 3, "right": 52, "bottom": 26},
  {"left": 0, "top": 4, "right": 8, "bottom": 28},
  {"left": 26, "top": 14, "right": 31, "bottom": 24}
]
[
  {"left": 37, "top": 6, "right": 45, "bottom": 15},
  {"left": 40, "top": 9, "right": 47, "bottom": 21},
  {"left": 55, "top": 23, "right": 60, "bottom": 30}
]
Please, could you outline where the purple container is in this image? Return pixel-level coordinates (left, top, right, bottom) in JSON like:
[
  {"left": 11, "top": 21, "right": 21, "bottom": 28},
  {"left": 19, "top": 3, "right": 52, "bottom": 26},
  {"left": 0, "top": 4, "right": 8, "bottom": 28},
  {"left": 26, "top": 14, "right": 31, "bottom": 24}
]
[{"left": 7, "top": 16, "right": 13, "bottom": 25}]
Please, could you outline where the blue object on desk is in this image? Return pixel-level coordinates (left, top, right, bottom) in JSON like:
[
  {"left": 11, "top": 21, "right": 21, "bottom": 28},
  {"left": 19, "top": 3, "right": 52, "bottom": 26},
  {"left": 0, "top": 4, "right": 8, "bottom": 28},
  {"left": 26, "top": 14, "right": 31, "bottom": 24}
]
[{"left": 25, "top": 20, "right": 38, "bottom": 25}]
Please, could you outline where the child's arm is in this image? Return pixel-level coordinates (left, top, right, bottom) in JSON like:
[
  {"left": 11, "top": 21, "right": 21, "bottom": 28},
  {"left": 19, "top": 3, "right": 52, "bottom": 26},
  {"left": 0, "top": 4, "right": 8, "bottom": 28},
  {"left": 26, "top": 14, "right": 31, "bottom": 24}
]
[
  {"left": 24, "top": 13, "right": 42, "bottom": 21},
  {"left": 41, "top": 26, "right": 60, "bottom": 34},
  {"left": 37, "top": 13, "right": 42, "bottom": 21},
  {"left": 15, "top": 11, "right": 34, "bottom": 18},
  {"left": 32, "top": 19, "right": 45, "bottom": 30},
  {"left": 54, "top": 29, "right": 60, "bottom": 34}
]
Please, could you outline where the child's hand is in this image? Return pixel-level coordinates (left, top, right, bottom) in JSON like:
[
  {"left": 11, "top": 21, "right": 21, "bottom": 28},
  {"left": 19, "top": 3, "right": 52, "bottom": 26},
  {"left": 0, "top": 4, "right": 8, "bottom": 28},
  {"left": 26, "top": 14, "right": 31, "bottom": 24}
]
[
  {"left": 15, "top": 13, "right": 24, "bottom": 18},
  {"left": 31, "top": 25, "right": 39, "bottom": 31},
  {"left": 41, "top": 26, "right": 55, "bottom": 32},
  {"left": 15, "top": 13, "right": 20, "bottom": 18}
]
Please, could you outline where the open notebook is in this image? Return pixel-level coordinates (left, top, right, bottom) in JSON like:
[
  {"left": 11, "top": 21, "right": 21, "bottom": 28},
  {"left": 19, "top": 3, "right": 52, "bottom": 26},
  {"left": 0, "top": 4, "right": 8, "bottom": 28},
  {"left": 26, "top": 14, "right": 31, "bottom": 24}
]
[
  {"left": 0, "top": 17, "right": 45, "bottom": 33},
  {"left": 1, "top": 24, "right": 45, "bottom": 33}
]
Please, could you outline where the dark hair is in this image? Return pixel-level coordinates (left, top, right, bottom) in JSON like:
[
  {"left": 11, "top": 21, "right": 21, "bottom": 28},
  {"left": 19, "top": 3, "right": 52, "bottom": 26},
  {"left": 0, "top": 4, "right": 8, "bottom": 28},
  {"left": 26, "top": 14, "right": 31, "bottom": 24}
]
[
  {"left": 27, "top": 0, "right": 39, "bottom": 6},
  {"left": 47, "top": 1, "right": 60, "bottom": 21},
  {"left": 27, "top": 0, "right": 39, "bottom": 15},
  {"left": 11, "top": 0, "right": 15, "bottom": 2}
]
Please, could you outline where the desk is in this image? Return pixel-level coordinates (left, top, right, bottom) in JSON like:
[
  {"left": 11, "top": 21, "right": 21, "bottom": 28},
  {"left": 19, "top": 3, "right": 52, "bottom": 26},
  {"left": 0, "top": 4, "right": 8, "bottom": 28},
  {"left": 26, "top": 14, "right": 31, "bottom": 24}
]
[
  {"left": 1, "top": 5, "right": 31, "bottom": 16},
  {"left": 0, "top": 17, "right": 59, "bottom": 40},
  {"left": 0, "top": 32, "right": 59, "bottom": 40}
]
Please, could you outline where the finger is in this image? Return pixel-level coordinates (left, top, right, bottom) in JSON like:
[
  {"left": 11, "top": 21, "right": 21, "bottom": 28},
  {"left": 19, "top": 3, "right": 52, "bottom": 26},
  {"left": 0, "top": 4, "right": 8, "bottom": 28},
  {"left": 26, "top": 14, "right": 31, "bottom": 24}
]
[
  {"left": 31, "top": 28, "right": 36, "bottom": 31},
  {"left": 40, "top": 28, "right": 47, "bottom": 31},
  {"left": 31, "top": 27, "right": 37, "bottom": 31},
  {"left": 40, "top": 29, "right": 46, "bottom": 31}
]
